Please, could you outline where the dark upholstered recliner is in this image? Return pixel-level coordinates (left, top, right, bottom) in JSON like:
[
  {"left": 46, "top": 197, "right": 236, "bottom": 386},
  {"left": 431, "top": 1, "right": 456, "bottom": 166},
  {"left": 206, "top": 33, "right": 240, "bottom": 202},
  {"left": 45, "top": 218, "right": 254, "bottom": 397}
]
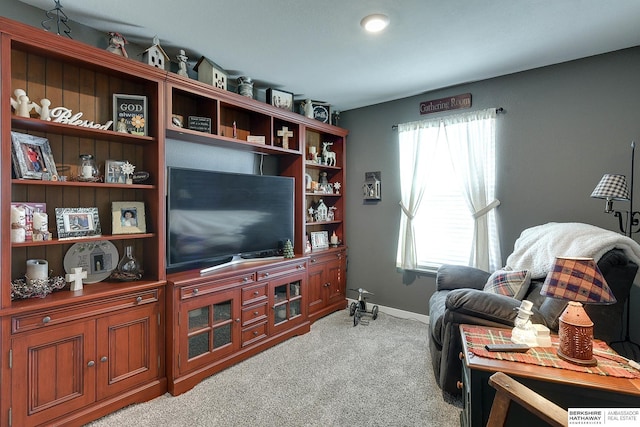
[{"left": 428, "top": 248, "right": 638, "bottom": 396}]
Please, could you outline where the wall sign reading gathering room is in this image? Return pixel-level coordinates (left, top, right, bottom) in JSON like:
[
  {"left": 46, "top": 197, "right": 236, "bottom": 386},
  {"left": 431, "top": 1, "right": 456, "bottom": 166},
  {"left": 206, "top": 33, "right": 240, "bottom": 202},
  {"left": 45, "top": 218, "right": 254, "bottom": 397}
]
[{"left": 419, "top": 93, "right": 471, "bottom": 115}]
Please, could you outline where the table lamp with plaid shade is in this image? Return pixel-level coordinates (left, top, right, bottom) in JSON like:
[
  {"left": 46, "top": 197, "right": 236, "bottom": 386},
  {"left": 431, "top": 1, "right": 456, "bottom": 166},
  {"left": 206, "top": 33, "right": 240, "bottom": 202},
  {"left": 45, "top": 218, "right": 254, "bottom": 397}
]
[{"left": 540, "top": 256, "right": 616, "bottom": 366}]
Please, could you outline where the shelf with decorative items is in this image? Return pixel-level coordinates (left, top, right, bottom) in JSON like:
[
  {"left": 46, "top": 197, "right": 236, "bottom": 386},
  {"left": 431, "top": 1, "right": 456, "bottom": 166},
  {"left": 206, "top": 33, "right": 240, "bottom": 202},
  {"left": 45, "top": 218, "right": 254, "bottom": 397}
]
[
  {"left": 303, "top": 125, "right": 347, "bottom": 254},
  {"left": 1, "top": 17, "right": 168, "bottom": 426}
]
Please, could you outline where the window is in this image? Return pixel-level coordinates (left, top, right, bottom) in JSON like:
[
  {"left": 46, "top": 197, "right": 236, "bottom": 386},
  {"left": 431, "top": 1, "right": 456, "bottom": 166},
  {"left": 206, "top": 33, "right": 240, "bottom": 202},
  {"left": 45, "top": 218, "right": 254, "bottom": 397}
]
[{"left": 396, "top": 108, "right": 501, "bottom": 272}]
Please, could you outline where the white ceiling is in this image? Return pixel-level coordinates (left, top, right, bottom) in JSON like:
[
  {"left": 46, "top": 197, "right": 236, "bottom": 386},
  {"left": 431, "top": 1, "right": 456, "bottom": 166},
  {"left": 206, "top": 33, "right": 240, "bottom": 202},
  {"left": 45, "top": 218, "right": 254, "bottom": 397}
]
[{"left": 18, "top": 0, "right": 640, "bottom": 112}]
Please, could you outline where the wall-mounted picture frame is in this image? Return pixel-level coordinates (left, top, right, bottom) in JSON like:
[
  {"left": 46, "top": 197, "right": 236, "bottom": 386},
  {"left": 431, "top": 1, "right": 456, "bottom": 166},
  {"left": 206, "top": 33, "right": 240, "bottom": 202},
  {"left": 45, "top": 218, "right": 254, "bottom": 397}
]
[
  {"left": 267, "top": 88, "right": 294, "bottom": 112},
  {"left": 113, "top": 94, "right": 148, "bottom": 136},
  {"left": 112, "top": 201, "right": 146, "bottom": 234},
  {"left": 11, "top": 131, "right": 58, "bottom": 180},
  {"left": 310, "top": 231, "right": 329, "bottom": 250},
  {"left": 55, "top": 207, "right": 101, "bottom": 240}
]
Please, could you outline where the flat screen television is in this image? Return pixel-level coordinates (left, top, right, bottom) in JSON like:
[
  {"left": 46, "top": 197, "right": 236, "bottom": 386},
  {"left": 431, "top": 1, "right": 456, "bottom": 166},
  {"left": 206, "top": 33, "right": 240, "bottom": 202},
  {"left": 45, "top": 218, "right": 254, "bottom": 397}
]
[{"left": 166, "top": 167, "right": 295, "bottom": 273}]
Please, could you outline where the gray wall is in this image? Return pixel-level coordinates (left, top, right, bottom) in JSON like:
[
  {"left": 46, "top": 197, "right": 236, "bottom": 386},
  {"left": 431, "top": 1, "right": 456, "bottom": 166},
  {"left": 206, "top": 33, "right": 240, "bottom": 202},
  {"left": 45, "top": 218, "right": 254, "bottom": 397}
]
[{"left": 341, "top": 48, "right": 640, "bottom": 340}]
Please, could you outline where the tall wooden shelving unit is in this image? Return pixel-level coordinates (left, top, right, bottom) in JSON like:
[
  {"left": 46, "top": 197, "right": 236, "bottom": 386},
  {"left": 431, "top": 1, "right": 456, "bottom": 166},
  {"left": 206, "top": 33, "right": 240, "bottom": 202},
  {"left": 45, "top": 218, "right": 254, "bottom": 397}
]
[
  {"left": 0, "top": 16, "right": 349, "bottom": 425},
  {"left": 0, "top": 18, "right": 167, "bottom": 427}
]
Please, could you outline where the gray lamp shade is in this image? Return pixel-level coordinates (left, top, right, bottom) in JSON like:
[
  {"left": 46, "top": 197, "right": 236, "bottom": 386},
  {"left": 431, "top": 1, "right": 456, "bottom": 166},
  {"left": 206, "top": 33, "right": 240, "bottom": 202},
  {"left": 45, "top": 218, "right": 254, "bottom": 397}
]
[{"left": 590, "top": 174, "right": 630, "bottom": 200}]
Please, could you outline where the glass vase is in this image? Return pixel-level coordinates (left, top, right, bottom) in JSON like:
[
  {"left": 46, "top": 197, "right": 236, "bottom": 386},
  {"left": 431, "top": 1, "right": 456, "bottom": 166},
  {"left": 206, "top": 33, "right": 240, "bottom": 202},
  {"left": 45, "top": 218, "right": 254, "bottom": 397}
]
[{"left": 116, "top": 245, "right": 141, "bottom": 281}]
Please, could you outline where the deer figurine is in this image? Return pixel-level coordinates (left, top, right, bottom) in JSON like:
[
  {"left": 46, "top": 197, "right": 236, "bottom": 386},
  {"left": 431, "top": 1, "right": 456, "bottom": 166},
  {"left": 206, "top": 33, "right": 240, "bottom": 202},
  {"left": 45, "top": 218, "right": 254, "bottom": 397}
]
[{"left": 322, "top": 142, "right": 336, "bottom": 166}]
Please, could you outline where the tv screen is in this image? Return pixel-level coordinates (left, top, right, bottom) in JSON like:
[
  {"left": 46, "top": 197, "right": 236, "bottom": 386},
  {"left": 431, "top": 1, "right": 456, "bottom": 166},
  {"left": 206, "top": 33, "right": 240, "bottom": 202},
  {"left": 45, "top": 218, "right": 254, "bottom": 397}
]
[{"left": 167, "top": 167, "right": 294, "bottom": 273}]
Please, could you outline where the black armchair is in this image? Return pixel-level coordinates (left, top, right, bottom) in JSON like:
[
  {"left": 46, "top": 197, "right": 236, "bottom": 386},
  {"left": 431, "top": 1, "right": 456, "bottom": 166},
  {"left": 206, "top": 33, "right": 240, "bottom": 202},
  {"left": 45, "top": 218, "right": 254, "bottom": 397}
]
[{"left": 428, "top": 249, "right": 637, "bottom": 395}]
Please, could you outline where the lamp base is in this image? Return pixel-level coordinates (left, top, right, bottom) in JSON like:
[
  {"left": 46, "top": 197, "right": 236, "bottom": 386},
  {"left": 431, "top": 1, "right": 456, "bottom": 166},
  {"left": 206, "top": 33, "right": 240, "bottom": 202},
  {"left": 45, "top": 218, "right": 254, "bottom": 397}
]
[{"left": 556, "top": 348, "right": 597, "bottom": 366}]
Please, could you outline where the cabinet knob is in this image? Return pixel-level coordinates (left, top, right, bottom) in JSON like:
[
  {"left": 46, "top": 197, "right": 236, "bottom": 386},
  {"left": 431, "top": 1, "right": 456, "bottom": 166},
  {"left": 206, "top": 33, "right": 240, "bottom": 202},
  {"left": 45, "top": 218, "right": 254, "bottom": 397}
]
[
  {"left": 253, "top": 331, "right": 259, "bottom": 336},
  {"left": 235, "top": 318, "right": 240, "bottom": 323},
  {"left": 264, "top": 272, "right": 269, "bottom": 277},
  {"left": 193, "top": 288, "right": 199, "bottom": 295},
  {"left": 100, "top": 356, "right": 108, "bottom": 363},
  {"left": 87, "top": 360, "right": 95, "bottom": 367},
  {"left": 243, "top": 277, "right": 249, "bottom": 282},
  {"left": 310, "top": 258, "right": 317, "bottom": 263},
  {"left": 136, "top": 296, "right": 143, "bottom": 303},
  {"left": 254, "top": 311, "right": 259, "bottom": 316},
  {"left": 297, "top": 264, "right": 304, "bottom": 269},
  {"left": 456, "top": 381, "right": 464, "bottom": 390},
  {"left": 42, "top": 316, "right": 51, "bottom": 324},
  {"left": 459, "top": 352, "right": 465, "bottom": 360},
  {"left": 324, "top": 282, "right": 331, "bottom": 287},
  {"left": 253, "top": 291, "right": 260, "bottom": 296}
]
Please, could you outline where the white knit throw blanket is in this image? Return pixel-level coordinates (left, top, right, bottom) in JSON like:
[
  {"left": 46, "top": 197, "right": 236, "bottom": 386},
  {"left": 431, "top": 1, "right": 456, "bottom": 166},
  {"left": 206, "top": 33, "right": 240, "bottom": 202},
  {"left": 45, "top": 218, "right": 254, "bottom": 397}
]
[{"left": 505, "top": 222, "right": 640, "bottom": 279}]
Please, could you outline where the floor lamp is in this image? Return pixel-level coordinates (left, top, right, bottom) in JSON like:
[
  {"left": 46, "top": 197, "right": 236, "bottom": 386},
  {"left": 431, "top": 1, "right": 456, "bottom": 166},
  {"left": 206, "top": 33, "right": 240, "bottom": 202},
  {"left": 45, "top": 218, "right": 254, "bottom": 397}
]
[{"left": 590, "top": 141, "right": 639, "bottom": 351}]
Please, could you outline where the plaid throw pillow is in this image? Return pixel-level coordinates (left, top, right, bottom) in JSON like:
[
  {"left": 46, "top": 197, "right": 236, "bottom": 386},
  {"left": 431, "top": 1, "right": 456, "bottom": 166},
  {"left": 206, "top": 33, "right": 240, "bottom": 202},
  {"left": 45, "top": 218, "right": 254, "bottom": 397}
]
[{"left": 483, "top": 269, "right": 531, "bottom": 300}]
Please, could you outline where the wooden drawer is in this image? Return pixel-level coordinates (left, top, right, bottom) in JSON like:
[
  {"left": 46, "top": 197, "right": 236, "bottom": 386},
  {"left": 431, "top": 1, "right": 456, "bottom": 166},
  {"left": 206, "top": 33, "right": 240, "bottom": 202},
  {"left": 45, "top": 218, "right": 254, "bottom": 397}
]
[
  {"left": 242, "top": 322, "right": 267, "bottom": 347},
  {"left": 257, "top": 260, "right": 307, "bottom": 281},
  {"left": 309, "top": 250, "right": 344, "bottom": 265},
  {"left": 12, "top": 289, "right": 159, "bottom": 334},
  {"left": 241, "top": 283, "right": 268, "bottom": 305},
  {"left": 242, "top": 302, "right": 268, "bottom": 327},
  {"left": 180, "top": 273, "right": 256, "bottom": 300}
]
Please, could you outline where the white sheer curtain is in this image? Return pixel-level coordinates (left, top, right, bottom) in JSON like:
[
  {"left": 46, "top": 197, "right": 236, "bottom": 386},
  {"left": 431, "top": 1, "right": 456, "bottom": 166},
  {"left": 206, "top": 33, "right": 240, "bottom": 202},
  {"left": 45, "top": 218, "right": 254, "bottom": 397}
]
[{"left": 396, "top": 107, "right": 501, "bottom": 272}]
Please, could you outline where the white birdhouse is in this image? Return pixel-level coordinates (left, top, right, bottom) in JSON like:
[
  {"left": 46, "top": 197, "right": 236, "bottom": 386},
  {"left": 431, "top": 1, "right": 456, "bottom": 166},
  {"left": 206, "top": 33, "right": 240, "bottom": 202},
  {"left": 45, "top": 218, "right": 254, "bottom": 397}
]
[
  {"left": 194, "top": 56, "right": 228, "bottom": 90},
  {"left": 142, "top": 36, "right": 169, "bottom": 70}
]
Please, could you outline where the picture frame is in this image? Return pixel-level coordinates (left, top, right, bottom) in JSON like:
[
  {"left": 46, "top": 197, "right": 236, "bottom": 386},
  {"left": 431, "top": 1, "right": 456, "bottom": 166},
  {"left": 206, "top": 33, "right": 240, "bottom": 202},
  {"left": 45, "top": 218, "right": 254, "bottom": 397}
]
[
  {"left": 113, "top": 94, "right": 148, "bottom": 136},
  {"left": 310, "top": 231, "right": 329, "bottom": 250},
  {"left": 112, "top": 201, "right": 146, "bottom": 234},
  {"left": 313, "top": 103, "right": 331, "bottom": 123},
  {"left": 55, "top": 207, "right": 101, "bottom": 240},
  {"left": 105, "top": 159, "right": 128, "bottom": 183},
  {"left": 267, "top": 88, "right": 294, "bottom": 111},
  {"left": 11, "top": 132, "right": 58, "bottom": 180}
]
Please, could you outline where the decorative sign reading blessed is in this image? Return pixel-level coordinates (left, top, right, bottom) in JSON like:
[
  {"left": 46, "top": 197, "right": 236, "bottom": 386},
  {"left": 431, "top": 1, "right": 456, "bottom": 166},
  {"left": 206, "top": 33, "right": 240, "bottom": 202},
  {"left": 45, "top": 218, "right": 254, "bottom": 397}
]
[
  {"left": 50, "top": 107, "right": 113, "bottom": 130},
  {"left": 419, "top": 93, "right": 472, "bottom": 115}
]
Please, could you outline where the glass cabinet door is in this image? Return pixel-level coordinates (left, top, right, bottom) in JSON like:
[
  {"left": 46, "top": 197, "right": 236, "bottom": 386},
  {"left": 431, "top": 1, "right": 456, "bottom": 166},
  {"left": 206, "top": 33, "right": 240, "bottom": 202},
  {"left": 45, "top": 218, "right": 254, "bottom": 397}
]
[
  {"left": 272, "top": 279, "right": 303, "bottom": 327},
  {"left": 180, "top": 289, "right": 239, "bottom": 373}
]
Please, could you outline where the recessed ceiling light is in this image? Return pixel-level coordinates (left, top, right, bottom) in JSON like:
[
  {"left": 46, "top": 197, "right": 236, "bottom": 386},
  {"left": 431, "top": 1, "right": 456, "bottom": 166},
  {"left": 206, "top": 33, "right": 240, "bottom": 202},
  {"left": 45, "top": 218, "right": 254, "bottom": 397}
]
[{"left": 361, "top": 14, "right": 389, "bottom": 33}]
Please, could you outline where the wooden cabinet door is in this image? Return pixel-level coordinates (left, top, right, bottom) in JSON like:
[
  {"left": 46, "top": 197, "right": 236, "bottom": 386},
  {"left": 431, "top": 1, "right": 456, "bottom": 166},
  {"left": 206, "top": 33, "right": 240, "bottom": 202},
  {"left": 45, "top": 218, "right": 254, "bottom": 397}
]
[
  {"left": 178, "top": 288, "right": 241, "bottom": 375},
  {"left": 96, "top": 303, "right": 161, "bottom": 400},
  {"left": 11, "top": 320, "right": 96, "bottom": 427},
  {"left": 307, "top": 260, "right": 327, "bottom": 316}
]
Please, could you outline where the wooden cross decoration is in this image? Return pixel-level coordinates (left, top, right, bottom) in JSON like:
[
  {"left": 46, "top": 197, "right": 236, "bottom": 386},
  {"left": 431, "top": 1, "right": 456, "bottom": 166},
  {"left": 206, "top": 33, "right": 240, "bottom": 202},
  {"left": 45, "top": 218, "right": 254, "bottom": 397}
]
[
  {"left": 277, "top": 126, "right": 294, "bottom": 149},
  {"left": 66, "top": 267, "right": 87, "bottom": 291}
]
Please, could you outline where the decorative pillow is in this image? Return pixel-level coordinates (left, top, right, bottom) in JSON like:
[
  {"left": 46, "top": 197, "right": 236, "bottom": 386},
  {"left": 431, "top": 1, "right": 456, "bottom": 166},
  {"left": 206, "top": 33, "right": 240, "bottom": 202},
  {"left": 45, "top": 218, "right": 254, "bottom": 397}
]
[{"left": 483, "top": 269, "right": 531, "bottom": 300}]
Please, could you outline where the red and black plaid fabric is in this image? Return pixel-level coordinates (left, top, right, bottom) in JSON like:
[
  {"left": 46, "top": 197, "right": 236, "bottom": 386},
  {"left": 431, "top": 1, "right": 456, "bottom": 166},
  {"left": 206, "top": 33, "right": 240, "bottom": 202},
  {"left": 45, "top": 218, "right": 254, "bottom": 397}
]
[{"left": 462, "top": 326, "right": 640, "bottom": 379}]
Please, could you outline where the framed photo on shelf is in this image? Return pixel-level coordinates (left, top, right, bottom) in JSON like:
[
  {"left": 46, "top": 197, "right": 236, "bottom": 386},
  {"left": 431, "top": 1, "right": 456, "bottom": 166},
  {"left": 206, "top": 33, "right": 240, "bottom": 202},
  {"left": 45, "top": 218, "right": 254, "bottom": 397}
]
[
  {"left": 113, "top": 94, "right": 148, "bottom": 136},
  {"left": 105, "top": 159, "right": 128, "bottom": 183},
  {"left": 266, "top": 88, "right": 294, "bottom": 111},
  {"left": 10, "top": 131, "right": 58, "bottom": 180},
  {"left": 310, "top": 231, "right": 329, "bottom": 250},
  {"left": 112, "top": 201, "right": 146, "bottom": 234},
  {"left": 55, "top": 207, "right": 101, "bottom": 240}
]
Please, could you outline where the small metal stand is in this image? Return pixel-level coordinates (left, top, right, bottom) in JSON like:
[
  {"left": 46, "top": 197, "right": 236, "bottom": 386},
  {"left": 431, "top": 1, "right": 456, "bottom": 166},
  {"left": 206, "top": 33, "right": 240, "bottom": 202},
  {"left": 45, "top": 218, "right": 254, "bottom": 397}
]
[{"left": 348, "top": 288, "right": 379, "bottom": 326}]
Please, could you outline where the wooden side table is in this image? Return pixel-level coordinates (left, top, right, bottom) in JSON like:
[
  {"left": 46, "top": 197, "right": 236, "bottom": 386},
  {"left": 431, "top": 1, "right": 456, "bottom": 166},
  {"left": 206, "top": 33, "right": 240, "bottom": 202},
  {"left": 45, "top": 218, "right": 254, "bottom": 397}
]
[{"left": 459, "top": 325, "right": 640, "bottom": 427}]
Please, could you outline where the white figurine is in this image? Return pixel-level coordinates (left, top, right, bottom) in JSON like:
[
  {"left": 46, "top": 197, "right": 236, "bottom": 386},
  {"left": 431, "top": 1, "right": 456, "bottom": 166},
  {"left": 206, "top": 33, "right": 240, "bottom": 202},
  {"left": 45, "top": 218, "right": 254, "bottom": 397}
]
[
  {"left": 106, "top": 32, "right": 128, "bottom": 58},
  {"left": 322, "top": 142, "right": 336, "bottom": 166},
  {"left": 10, "top": 89, "right": 37, "bottom": 118},
  {"left": 302, "top": 99, "right": 314, "bottom": 118},
  {"left": 33, "top": 98, "right": 52, "bottom": 121},
  {"left": 176, "top": 49, "right": 189, "bottom": 78}
]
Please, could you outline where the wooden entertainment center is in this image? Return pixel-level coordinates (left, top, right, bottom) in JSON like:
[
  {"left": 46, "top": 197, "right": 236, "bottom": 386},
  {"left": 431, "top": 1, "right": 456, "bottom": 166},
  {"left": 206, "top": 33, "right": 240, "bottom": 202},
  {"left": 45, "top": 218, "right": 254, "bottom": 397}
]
[{"left": 0, "top": 18, "right": 348, "bottom": 426}]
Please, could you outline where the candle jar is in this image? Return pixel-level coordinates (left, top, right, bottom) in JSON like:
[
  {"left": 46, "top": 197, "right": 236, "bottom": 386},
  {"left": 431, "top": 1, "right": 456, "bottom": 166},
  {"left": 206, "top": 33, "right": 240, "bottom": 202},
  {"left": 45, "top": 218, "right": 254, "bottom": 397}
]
[{"left": 78, "top": 154, "right": 99, "bottom": 181}]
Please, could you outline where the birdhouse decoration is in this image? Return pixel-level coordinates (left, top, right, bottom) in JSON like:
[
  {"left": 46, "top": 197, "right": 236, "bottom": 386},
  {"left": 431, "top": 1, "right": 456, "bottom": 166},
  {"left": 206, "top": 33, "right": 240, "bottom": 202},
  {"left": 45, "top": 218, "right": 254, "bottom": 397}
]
[
  {"left": 315, "top": 199, "right": 328, "bottom": 222},
  {"left": 194, "top": 56, "right": 228, "bottom": 90},
  {"left": 142, "top": 36, "right": 169, "bottom": 70}
]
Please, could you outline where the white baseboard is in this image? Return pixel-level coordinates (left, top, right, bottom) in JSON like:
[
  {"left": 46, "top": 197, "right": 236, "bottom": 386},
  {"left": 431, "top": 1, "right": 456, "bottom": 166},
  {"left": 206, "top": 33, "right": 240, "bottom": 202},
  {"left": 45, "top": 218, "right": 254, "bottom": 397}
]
[{"left": 346, "top": 298, "right": 429, "bottom": 324}]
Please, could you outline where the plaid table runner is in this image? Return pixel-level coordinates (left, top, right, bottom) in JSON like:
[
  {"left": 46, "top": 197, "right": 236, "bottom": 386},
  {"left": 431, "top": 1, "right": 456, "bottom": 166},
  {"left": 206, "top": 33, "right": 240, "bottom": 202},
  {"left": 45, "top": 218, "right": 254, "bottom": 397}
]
[{"left": 462, "top": 326, "right": 640, "bottom": 379}]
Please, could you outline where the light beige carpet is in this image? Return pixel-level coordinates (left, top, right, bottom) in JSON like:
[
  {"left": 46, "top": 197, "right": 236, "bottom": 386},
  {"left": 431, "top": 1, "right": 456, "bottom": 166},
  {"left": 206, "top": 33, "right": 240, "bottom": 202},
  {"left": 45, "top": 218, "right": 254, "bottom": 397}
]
[{"left": 86, "top": 309, "right": 462, "bottom": 426}]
